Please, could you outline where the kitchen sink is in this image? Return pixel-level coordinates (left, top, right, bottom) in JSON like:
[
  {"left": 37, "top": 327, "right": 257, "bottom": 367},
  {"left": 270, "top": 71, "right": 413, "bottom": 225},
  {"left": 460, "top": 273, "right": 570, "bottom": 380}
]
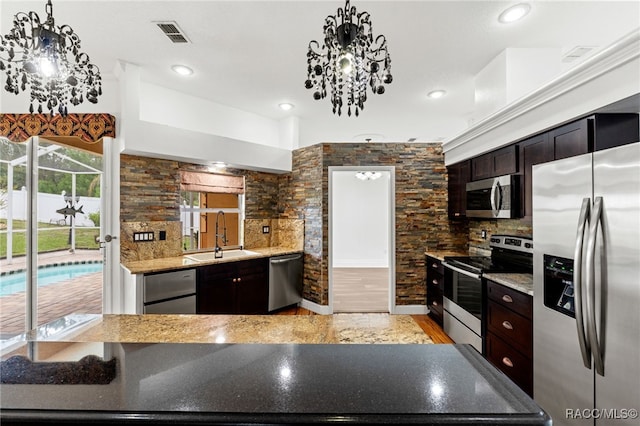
[{"left": 184, "top": 249, "right": 261, "bottom": 262}]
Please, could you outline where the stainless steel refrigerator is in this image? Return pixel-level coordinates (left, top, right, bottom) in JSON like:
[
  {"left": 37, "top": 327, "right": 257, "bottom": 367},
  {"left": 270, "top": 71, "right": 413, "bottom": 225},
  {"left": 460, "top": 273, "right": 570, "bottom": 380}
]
[{"left": 532, "top": 142, "right": 640, "bottom": 425}]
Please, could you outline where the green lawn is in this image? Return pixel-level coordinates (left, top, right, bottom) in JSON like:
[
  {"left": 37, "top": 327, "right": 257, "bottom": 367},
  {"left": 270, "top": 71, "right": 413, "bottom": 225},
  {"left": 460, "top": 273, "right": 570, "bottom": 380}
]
[{"left": 0, "top": 219, "right": 100, "bottom": 258}]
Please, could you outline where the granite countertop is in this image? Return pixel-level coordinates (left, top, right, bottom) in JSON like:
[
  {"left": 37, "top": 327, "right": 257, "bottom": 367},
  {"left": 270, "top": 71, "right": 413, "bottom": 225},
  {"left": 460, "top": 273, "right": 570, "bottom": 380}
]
[
  {"left": 1, "top": 342, "right": 550, "bottom": 425},
  {"left": 483, "top": 273, "right": 534, "bottom": 296},
  {"left": 424, "top": 249, "right": 469, "bottom": 261},
  {"left": 123, "top": 246, "right": 302, "bottom": 274},
  {"left": 34, "top": 313, "right": 433, "bottom": 345}
]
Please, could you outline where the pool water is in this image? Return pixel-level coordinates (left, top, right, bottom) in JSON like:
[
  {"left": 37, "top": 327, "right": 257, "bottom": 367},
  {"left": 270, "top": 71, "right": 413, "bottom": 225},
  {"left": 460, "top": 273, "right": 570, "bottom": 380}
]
[{"left": 0, "top": 263, "right": 103, "bottom": 297}]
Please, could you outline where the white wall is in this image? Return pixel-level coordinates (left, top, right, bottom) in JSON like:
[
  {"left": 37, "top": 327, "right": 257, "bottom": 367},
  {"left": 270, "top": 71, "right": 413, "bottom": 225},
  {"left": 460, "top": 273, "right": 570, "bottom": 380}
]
[
  {"left": 139, "top": 82, "right": 282, "bottom": 149},
  {"left": 331, "top": 170, "right": 389, "bottom": 268}
]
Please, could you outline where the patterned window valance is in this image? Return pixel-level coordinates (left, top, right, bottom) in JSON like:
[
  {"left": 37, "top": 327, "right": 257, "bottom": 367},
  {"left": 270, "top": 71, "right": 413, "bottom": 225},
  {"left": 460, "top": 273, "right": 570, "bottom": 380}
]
[
  {"left": 0, "top": 113, "right": 116, "bottom": 143},
  {"left": 180, "top": 171, "right": 244, "bottom": 194}
]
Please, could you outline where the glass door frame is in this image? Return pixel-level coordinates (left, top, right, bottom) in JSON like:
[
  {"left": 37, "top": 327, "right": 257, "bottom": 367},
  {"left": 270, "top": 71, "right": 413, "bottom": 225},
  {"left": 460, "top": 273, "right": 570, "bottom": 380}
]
[{"left": 21, "top": 135, "right": 119, "bottom": 332}]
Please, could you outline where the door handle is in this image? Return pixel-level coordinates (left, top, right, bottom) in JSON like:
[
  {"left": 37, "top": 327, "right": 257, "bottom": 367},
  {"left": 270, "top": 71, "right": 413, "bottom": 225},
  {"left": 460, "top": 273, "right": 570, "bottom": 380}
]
[
  {"left": 502, "top": 321, "right": 513, "bottom": 330},
  {"left": 490, "top": 179, "right": 501, "bottom": 217},
  {"left": 573, "top": 197, "right": 592, "bottom": 369},
  {"left": 98, "top": 234, "right": 117, "bottom": 248},
  {"left": 586, "top": 196, "right": 605, "bottom": 376}
]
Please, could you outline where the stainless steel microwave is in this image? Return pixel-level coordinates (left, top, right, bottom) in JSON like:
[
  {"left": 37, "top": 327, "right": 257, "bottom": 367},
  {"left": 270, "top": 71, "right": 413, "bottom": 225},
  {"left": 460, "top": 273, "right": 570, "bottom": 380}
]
[{"left": 466, "top": 175, "right": 519, "bottom": 218}]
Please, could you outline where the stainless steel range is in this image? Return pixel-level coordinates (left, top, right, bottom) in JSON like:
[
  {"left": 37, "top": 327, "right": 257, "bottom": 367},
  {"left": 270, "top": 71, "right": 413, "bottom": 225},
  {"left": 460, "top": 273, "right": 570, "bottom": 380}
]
[{"left": 442, "top": 235, "right": 533, "bottom": 353}]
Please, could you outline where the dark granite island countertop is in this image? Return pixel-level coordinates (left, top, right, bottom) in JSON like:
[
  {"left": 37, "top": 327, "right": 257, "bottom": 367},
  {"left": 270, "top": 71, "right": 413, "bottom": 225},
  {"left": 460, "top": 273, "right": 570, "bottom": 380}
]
[{"left": 1, "top": 342, "right": 550, "bottom": 425}]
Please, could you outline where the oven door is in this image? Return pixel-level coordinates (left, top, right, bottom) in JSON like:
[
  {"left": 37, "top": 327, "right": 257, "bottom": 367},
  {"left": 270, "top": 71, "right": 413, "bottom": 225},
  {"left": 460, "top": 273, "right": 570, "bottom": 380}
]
[{"left": 442, "top": 262, "right": 483, "bottom": 352}]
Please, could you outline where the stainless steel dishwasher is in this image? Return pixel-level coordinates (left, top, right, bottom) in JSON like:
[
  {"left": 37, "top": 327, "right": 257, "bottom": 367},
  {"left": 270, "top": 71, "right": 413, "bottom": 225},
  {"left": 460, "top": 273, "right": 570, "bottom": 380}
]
[
  {"left": 143, "top": 268, "right": 196, "bottom": 314},
  {"left": 268, "top": 254, "right": 303, "bottom": 312}
]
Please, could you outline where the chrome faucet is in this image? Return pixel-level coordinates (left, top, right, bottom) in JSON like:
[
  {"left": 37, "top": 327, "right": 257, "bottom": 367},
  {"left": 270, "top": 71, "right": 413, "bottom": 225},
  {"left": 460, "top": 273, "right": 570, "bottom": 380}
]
[{"left": 214, "top": 210, "right": 227, "bottom": 258}]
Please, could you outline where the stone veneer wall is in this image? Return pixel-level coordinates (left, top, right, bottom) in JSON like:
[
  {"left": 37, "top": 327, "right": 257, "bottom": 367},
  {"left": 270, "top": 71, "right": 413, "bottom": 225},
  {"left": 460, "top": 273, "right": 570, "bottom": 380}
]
[
  {"left": 278, "top": 143, "right": 467, "bottom": 306},
  {"left": 277, "top": 145, "right": 324, "bottom": 303},
  {"left": 120, "top": 154, "right": 281, "bottom": 262}
]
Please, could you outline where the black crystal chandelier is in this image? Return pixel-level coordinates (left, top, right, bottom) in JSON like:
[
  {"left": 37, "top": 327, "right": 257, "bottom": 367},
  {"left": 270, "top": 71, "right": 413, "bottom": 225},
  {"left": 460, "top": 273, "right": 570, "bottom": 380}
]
[
  {"left": 0, "top": 0, "right": 102, "bottom": 116},
  {"left": 305, "top": 0, "right": 392, "bottom": 117}
]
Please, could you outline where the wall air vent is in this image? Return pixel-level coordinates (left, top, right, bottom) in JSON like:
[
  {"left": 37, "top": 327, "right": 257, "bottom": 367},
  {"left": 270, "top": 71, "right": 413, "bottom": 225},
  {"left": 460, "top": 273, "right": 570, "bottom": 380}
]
[
  {"left": 155, "top": 21, "right": 190, "bottom": 43},
  {"left": 562, "top": 46, "right": 596, "bottom": 63}
]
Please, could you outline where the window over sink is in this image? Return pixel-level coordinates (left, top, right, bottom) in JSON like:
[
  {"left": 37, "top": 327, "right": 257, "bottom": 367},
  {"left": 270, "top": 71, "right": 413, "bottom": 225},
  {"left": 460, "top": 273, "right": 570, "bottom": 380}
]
[{"left": 179, "top": 171, "right": 245, "bottom": 252}]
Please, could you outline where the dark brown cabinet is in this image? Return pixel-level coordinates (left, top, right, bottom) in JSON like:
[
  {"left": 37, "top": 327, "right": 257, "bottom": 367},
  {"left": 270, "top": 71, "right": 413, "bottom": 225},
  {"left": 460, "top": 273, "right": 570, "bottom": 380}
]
[
  {"left": 471, "top": 145, "right": 517, "bottom": 181},
  {"left": 485, "top": 280, "right": 533, "bottom": 396},
  {"left": 447, "top": 160, "right": 470, "bottom": 218},
  {"left": 426, "top": 255, "right": 444, "bottom": 326},
  {"left": 518, "top": 133, "right": 553, "bottom": 218},
  {"left": 550, "top": 114, "right": 639, "bottom": 160},
  {"left": 549, "top": 118, "right": 591, "bottom": 160},
  {"left": 197, "top": 258, "right": 269, "bottom": 314}
]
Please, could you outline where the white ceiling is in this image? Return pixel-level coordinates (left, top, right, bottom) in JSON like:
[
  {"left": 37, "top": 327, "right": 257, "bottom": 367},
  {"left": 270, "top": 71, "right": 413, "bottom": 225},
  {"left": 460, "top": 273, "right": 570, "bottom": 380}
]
[{"left": 2, "top": 1, "right": 639, "bottom": 145}]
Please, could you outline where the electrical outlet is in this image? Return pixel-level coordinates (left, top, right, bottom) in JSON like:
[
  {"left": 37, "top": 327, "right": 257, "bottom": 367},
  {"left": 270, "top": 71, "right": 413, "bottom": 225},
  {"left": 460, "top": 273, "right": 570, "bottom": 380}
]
[
  {"left": 481, "top": 230, "right": 487, "bottom": 239},
  {"left": 134, "top": 231, "right": 155, "bottom": 242},
  {"left": 159, "top": 230, "right": 166, "bottom": 240},
  {"left": 262, "top": 226, "right": 270, "bottom": 234}
]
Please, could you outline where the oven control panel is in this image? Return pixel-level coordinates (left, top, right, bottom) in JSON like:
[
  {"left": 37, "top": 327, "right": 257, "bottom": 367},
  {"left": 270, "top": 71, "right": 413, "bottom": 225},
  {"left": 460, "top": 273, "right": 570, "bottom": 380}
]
[{"left": 489, "top": 235, "right": 533, "bottom": 253}]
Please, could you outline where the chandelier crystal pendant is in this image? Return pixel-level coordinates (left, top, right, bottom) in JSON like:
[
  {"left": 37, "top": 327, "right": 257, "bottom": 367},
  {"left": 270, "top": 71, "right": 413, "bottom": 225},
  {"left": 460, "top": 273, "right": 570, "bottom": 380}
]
[
  {"left": 0, "top": 0, "right": 102, "bottom": 116},
  {"left": 305, "top": 0, "right": 392, "bottom": 117}
]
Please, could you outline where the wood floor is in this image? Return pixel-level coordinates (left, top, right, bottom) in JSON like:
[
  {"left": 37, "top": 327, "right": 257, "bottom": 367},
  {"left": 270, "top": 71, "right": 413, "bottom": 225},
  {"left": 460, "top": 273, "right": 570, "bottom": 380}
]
[
  {"left": 332, "top": 267, "right": 389, "bottom": 312},
  {"left": 275, "top": 306, "right": 454, "bottom": 344}
]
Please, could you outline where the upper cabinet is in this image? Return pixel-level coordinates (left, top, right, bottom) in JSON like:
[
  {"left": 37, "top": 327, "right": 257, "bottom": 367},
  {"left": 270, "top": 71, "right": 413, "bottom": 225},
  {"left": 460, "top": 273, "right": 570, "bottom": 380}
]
[
  {"left": 471, "top": 145, "right": 517, "bottom": 181},
  {"left": 518, "top": 133, "right": 553, "bottom": 219},
  {"left": 447, "top": 113, "right": 639, "bottom": 221},
  {"left": 447, "top": 160, "right": 470, "bottom": 218},
  {"left": 550, "top": 114, "right": 639, "bottom": 160}
]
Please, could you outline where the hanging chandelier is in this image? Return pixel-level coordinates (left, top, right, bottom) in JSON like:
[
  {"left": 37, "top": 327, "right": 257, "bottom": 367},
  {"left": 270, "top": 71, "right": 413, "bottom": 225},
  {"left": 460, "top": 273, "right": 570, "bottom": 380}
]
[
  {"left": 0, "top": 0, "right": 102, "bottom": 116},
  {"left": 305, "top": 0, "right": 392, "bottom": 117}
]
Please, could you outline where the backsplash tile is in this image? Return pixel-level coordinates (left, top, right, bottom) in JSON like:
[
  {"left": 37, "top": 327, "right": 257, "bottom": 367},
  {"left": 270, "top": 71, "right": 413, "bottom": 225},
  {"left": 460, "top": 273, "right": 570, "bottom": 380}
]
[
  {"left": 120, "top": 221, "right": 182, "bottom": 262},
  {"left": 244, "top": 219, "right": 304, "bottom": 251}
]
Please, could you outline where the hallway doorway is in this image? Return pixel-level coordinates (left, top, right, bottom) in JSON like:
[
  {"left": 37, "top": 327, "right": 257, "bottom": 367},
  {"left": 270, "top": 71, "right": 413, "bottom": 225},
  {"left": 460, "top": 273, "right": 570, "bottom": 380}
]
[{"left": 329, "top": 167, "right": 395, "bottom": 313}]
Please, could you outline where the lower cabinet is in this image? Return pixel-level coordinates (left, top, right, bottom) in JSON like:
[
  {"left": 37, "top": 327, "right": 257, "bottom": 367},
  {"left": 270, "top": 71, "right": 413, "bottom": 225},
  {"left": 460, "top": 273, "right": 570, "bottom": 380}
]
[
  {"left": 426, "top": 255, "right": 444, "bottom": 326},
  {"left": 485, "top": 280, "right": 533, "bottom": 396},
  {"left": 197, "top": 258, "right": 269, "bottom": 314}
]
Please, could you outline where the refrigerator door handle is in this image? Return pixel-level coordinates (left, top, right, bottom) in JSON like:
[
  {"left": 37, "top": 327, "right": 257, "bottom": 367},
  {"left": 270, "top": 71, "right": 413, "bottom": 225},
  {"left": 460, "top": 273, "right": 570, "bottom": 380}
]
[
  {"left": 573, "top": 197, "right": 592, "bottom": 369},
  {"left": 586, "top": 196, "right": 605, "bottom": 376}
]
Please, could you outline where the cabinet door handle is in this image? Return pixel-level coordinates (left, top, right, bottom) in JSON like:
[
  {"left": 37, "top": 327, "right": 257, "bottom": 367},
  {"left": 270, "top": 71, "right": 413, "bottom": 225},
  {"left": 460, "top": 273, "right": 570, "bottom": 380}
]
[
  {"left": 502, "top": 295, "right": 513, "bottom": 303},
  {"left": 432, "top": 301, "right": 438, "bottom": 306},
  {"left": 502, "top": 321, "right": 514, "bottom": 330},
  {"left": 432, "top": 263, "right": 438, "bottom": 269},
  {"left": 502, "top": 357, "right": 514, "bottom": 368},
  {"left": 432, "top": 279, "right": 438, "bottom": 285},
  {"left": 232, "top": 278, "right": 237, "bottom": 283},
  {"left": 237, "top": 277, "right": 242, "bottom": 282}
]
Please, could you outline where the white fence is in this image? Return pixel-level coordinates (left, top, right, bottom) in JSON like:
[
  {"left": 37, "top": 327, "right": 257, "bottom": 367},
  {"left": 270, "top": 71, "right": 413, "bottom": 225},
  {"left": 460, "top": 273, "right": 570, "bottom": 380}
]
[{"left": 1, "top": 190, "right": 100, "bottom": 227}]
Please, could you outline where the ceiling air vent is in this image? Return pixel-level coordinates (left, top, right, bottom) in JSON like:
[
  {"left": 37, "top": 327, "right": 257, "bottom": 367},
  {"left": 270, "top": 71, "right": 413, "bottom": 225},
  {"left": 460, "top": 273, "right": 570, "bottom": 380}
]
[
  {"left": 155, "top": 21, "right": 190, "bottom": 43},
  {"left": 562, "top": 46, "right": 596, "bottom": 63}
]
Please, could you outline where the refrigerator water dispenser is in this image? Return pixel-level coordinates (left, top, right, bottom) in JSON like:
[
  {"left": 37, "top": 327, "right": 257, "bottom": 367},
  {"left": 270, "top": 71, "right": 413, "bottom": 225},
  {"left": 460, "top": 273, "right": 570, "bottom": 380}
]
[{"left": 543, "top": 255, "right": 575, "bottom": 318}]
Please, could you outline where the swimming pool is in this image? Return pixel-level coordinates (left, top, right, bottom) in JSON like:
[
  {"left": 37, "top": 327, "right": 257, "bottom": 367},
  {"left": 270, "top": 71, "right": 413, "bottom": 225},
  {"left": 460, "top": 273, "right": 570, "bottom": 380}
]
[{"left": 0, "top": 263, "right": 103, "bottom": 297}]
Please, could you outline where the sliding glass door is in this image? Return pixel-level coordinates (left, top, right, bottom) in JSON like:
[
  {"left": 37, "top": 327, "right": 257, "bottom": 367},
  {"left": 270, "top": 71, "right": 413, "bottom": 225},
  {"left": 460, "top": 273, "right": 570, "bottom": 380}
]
[{"left": 0, "top": 136, "right": 104, "bottom": 339}]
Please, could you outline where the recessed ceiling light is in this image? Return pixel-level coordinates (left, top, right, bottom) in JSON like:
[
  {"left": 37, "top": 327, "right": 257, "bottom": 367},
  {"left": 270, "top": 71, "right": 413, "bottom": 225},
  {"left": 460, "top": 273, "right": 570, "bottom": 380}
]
[
  {"left": 498, "top": 3, "right": 531, "bottom": 23},
  {"left": 171, "top": 64, "right": 193, "bottom": 76},
  {"left": 279, "top": 103, "right": 294, "bottom": 111},
  {"left": 427, "top": 90, "right": 447, "bottom": 99}
]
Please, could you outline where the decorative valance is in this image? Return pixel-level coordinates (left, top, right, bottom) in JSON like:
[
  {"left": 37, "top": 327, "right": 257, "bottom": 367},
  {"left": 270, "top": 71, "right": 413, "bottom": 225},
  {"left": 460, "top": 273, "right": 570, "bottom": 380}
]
[
  {"left": 0, "top": 113, "right": 116, "bottom": 143},
  {"left": 180, "top": 171, "right": 244, "bottom": 194}
]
